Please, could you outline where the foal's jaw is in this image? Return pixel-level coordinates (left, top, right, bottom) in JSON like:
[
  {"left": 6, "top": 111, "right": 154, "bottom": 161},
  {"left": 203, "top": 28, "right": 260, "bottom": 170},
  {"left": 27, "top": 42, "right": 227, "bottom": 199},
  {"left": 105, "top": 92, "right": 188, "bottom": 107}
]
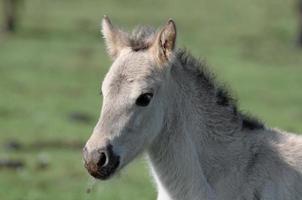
[{"left": 83, "top": 127, "right": 157, "bottom": 180}]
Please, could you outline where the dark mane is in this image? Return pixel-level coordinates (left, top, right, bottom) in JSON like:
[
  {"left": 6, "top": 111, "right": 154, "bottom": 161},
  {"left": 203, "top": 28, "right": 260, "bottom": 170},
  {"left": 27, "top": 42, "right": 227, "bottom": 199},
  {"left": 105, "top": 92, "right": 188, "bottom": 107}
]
[
  {"left": 176, "top": 49, "right": 264, "bottom": 131},
  {"left": 241, "top": 113, "right": 265, "bottom": 130}
]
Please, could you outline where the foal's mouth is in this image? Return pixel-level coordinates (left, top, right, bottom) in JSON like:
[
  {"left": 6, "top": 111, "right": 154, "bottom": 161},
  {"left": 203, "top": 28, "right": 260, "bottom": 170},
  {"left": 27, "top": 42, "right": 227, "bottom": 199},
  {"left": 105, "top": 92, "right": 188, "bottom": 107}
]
[
  {"left": 85, "top": 158, "right": 120, "bottom": 180},
  {"left": 83, "top": 145, "right": 120, "bottom": 180}
]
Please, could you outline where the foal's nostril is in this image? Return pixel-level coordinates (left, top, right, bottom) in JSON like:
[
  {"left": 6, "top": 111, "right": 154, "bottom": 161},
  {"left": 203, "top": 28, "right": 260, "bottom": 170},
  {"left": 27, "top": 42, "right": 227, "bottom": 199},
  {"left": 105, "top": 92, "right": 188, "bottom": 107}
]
[
  {"left": 97, "top": 151, "right": 108, "bottom": 168},
  {"left": 84, "top": 144, "right": 120, "bottom": 180}
]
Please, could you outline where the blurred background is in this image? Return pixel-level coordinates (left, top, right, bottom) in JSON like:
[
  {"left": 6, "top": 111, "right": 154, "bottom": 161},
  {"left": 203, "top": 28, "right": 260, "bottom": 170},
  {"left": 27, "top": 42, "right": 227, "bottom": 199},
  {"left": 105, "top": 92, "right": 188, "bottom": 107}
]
[{"left": 0, "top": 0, "right": 301, "bottom": 199}]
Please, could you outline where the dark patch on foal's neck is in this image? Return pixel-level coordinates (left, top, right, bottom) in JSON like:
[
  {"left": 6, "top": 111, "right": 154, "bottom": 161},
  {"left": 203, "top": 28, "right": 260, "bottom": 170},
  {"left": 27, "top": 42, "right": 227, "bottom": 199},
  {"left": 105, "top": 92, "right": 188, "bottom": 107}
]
[
  {"left": 241, "top": 114, "right": 265, "bottom": 130},
  {"left": 216, "top": 87, "right": 232, "bottom": 106}
]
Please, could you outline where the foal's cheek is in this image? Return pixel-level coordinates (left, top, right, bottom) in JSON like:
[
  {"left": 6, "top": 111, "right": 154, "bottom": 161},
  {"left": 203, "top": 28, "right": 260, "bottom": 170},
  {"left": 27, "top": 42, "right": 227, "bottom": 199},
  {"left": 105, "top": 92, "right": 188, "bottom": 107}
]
[{"left": 131, "top": 109, "right": 149, "bottom": 128}]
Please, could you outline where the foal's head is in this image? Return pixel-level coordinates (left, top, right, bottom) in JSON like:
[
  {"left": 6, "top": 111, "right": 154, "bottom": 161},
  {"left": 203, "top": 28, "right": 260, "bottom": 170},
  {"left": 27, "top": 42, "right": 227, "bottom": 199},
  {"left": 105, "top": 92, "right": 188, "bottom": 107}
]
[{"left": 83, "top": 17, "right": 177, "bottom": 180}]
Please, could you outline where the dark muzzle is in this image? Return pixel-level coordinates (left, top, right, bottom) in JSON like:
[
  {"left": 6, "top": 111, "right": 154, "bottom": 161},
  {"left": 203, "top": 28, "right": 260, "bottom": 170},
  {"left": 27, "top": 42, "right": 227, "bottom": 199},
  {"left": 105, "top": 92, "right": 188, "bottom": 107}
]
[{"left": 83, "top": 144, "right": 120, "bottom": 180}]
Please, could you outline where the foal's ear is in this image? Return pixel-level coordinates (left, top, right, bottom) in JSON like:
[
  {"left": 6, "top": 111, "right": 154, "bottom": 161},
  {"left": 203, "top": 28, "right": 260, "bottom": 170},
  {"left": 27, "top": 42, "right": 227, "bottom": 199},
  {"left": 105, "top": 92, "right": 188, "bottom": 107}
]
[
  {"left": 101, "top": 16, "right": 128, "bottom": 59},
  {"left": 152, "top": 19, "right": 177, "bottom": 63}
]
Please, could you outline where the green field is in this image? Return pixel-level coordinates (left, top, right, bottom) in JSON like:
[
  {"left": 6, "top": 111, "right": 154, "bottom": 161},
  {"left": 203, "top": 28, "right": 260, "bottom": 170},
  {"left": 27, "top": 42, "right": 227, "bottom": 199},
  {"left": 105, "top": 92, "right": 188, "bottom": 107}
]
[{"left": 0, "top": 0, "right": 302, "bottom": 199}]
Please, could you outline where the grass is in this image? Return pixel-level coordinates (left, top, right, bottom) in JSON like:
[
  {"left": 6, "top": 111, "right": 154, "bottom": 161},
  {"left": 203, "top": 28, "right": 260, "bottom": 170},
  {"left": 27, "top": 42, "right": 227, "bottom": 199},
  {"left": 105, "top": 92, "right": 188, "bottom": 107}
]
[{"left": 0, "top": 0, "right": 301, "bottom": 199}]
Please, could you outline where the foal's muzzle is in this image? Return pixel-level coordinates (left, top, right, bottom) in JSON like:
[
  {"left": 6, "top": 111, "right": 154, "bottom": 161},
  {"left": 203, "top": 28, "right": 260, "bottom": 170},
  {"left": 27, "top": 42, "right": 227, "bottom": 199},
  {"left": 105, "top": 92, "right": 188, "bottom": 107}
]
[{"left": 83, "top": 144, "right": 120, "bottom": 180}]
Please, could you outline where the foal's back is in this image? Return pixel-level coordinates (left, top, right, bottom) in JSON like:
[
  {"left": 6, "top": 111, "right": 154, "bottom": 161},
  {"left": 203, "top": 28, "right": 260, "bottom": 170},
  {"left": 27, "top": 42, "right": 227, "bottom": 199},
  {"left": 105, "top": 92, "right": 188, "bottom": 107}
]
[{"left": 243, "top": 128, "right": 302, "bottom": 200}]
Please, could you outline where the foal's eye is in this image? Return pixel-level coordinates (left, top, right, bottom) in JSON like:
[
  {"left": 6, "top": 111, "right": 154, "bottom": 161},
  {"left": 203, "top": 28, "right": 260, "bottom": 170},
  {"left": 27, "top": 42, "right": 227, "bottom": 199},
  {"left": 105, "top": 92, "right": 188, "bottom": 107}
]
[{"left": 136, "top": 93, "right": 153, "bottom": 107}]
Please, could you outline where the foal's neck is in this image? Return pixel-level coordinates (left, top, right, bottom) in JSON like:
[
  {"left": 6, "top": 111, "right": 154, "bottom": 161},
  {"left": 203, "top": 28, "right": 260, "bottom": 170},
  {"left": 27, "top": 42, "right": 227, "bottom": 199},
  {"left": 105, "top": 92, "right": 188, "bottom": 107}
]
[
  {"left": 168, "top": 50, "right": 243, "bottom": 142},
  {"left": 147, "top": 50, "right": 265, "bottom": 200},
  {"left": 147, "top": 51, "right": 244, "bottom": 200}
]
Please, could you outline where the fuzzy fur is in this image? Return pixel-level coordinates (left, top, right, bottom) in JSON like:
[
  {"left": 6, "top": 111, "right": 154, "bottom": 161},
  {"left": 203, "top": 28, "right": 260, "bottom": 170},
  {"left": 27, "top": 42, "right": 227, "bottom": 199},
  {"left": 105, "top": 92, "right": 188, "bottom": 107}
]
[{"left": 85, "top": 18, "right": 302, "bottom": 200}]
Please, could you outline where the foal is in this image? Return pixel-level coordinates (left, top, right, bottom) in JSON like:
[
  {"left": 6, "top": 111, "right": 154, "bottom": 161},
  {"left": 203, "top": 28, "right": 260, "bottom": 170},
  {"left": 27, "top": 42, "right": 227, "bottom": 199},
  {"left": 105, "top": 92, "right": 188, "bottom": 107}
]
[{"left": 83, "top": 17, "right": 302, "bottom": 200}]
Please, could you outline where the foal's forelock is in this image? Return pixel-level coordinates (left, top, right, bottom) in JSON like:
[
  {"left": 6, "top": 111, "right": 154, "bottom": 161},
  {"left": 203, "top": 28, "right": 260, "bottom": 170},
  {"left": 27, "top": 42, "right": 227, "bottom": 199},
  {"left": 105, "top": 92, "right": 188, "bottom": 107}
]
[{"left": 129, "top": 26, "right": 157, "bottom": 51}]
